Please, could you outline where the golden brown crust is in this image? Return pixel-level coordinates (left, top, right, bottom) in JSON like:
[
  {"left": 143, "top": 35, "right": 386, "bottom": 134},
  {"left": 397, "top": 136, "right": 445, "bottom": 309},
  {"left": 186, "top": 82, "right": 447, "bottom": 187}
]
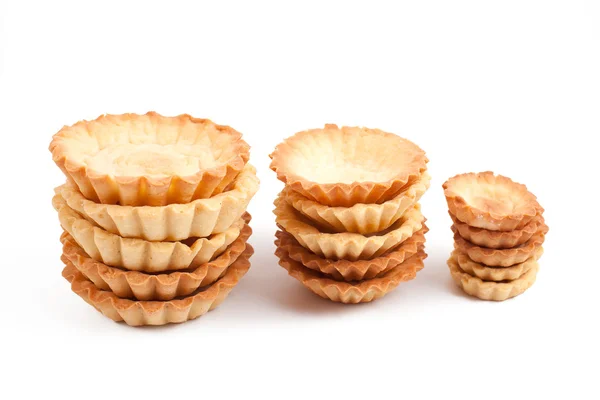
[
  {"left": 453, "top": 248, "right": 542, "bottom": 282},
  {"left": 275, "top": 245, "right": 427, "bottom": 303},
  {"left": 62, "top": 245, "right": 253, "bottom": 326},
  {"left": 443, "top": 171, "right": 543, "bottom": 231},
  {"left": 270, "top": 124, "right": 428, "bottom": 207},
  {"left": 49, "top": 112, "right": 250, "bottom": 206},
  {"left": 274, "top": 225, "right": 427, "bottom": 281}
]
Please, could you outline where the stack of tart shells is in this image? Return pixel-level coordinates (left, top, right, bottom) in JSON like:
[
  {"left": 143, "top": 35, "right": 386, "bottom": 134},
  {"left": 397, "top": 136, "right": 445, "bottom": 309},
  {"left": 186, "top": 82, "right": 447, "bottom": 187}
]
[
  {"left": 270, "top": 124, "right": 430, "bottom": 304},
  {"left": 49, "top": 112, "right": 259, "bottom": 326},
  {"left": 443, "top": 172, "right": 547, "bottom": 301}
]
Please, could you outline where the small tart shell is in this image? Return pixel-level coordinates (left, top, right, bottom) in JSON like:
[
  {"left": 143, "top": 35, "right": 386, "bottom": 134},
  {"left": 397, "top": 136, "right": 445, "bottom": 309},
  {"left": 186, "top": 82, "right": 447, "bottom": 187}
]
[
  {"left": 53, "top": 194, "right": 245, "bottom": 272},
  {"left": 273, "top": 194, "right": 425, "bottom": 261},
  {"left": 285, "top": 172, "right": 430, "bottom": 234},
  {"left": 443, "top": 171, "right": 542, "bottom": 231},
  {"left": 447, "top": 253, "right": 538, "bottom": 301},
  {"left": 56, "top": 164, "right": 259, "bottom": 241},
  {"left": 453, "top": 247, "right": 542, "bottom": 282},
  {"left": 275, "top": 246, "right": 427, "bottom": 304},
  {"left": 60, "top": 222, "right": 252, "bottom": 301},
  {"left": 49, "top": 112, "right": 250, "bottom": 206},
  {"left": 62, "top": 245, "right": 253, "bottom": 326},
  {"left": 274, "top": 225, "right": 427, "bottom": 281},
  {"left": 452, "top": 223, "right": 548, "bottom": 267},
  {"left": 270, "top": 124, "right": 428, "bottom": 207},
  {"left": 450, "top": 211, "right": 543, "bottom": 249}
]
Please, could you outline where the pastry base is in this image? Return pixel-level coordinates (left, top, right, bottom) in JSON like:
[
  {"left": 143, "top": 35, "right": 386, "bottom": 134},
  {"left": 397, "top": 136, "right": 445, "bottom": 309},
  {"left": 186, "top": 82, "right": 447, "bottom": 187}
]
[{"left": 453, "top": 247, "right": 542, "bottom": 282}]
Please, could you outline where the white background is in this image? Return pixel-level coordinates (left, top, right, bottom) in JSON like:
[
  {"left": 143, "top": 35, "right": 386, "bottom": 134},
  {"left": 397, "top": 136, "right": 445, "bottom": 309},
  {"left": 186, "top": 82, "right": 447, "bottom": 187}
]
[{"left": 1, "top": 1, "right": 599, "bottom": 399}]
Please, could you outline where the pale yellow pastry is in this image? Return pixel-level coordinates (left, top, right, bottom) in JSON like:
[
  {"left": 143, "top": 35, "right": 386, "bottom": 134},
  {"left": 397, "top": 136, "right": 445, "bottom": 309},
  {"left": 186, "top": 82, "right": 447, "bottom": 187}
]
[
  {"left": 56, "top": 164, "right": 259, "bottom": 241},
  {"left": 443, "top": 171, "right": 542, "bottom": 231},
  {"left": 273, "top": 194, "right": 424, "bottom": 261},
  {"left": 275, "top": 225, "right": 427, "bottom": 281},
  {"left": 452, "top": 247, "right": 542, "bottom": 282},
  {"left": 61, "top": 221, "right": 252, "bottom": 301},
  {"left": 53, "top": 194, "right": 245, "bottom": 272},
  {"left": 270, "top": 124, "right": 428, "bottom": 207},
  {"left": 284, "top": 172, "right": 430, "bottom": 234},
  {"left": 49, "top": 112, "right": 250, "bottom": 206},
  {"left": 447, "top": 253, "right": 538, "bottom": 301},
  {"left": 62, "top": 245, "right": 253, "bottom": 326},
  {"left": 276, "top": 246, "right": 427, "bottom": 303}
]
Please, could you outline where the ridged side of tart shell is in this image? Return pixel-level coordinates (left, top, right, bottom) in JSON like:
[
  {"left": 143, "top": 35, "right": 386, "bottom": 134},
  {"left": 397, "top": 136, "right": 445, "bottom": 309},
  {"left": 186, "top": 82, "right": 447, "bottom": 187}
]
[{"left": 453, "top": 247, "right": 542, "bottom": 282}]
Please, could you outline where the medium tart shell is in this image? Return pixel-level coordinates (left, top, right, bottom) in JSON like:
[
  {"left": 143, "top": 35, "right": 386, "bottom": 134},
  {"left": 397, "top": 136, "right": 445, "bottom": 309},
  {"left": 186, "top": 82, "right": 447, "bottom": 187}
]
[
  {"left": 56, "top": 164, "right": 259, "bottom": 241},
  {"left": 275, "top": 246, "right": 427, "bottom": 304},
  {"left": 443, "top": 171, "right": 542, "bottom": 231},
  {"left": 53, "top": 194, "right": 246, "bottom": 272},
  {"left": 447, "top": 253, "right": 538, "bottom": 301},
  {"left": 273, "top": 194, "right": 425, "bottom": 261},
  {"left": 452, "top": 224, "right": 548, "bottom": 267},
  {"left": 270, "top": 124, "right": 428, "bottom": 207},
  {"left": 450, "top": 211, "right": 543, "bottom": 249},
  {"left": 285, "top": 173, "right": 430, "bottom": 234},
  {"left": 49, "top": 112, "right": 250, "bottom": 206},
  {"left": 274, "top": 225, "right": 427, "bottom": 281},
  {"left": 60, "top": 222, "right": 252, "bottom": 301},
  {"left": 453, "top": 247, "right": 542, "bottom": 282},
  {"left": 62, "top": 245, "right": 253, "bottom": 326}
]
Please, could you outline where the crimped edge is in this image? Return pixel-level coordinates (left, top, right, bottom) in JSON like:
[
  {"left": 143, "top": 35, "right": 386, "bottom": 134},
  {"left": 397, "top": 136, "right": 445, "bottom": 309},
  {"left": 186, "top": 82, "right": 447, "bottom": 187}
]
[
  {"left": 443, "top": 171, "right": 543, "bottom": 231},
  {"left": 49, "top": 111, "right": 250, "bottom": 206},
  {"left": 56, "top": 164, "right": 259, "bottom": 241},
  {"left": 273, "top": 193, "right": 424, "bottom": 261},
  {"left": 447, "top": 253, "right": 538, "bottom": 301},
  {"left": 274, "top": 224, "right": 428, "bottom": 281},
  {"left": 53, "top": 193, "right": 246, "bottom": 272},
  {"left": 61, "top": 221, "right": 252, "bottom": 301},
  {"left": 62, "top": 245, "right": 253, "bottom": 326},
  {"left": 285, "top": 172, "right": 430, "bottom": 234},
  {"left": 275, "top": 245, "right": 427, "bottom": 303},
  {"left": 269, "top": 124, "right": 428, "bottom": 207},
  {"left": 453, "top": 247, "right": 543, "bottom": 282}
]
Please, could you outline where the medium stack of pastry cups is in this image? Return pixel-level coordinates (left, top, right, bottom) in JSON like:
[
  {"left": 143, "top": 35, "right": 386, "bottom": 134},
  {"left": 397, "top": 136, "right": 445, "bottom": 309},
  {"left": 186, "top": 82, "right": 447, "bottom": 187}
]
[
  {"left": 443, "top": 172, "right": 547, "bottom": 301},
  {"left": 49, "top": 112, "right": 258, "bottom": 326},
  {"left": 270, "top": 124, "right": 430, "bottom": 303}
]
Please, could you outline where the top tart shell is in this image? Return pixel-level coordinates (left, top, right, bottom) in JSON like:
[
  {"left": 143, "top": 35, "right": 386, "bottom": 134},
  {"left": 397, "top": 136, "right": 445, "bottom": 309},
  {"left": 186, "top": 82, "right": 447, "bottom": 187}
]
[
  {"left": 269, "top": 124, "right": 428, "bottom": 207},
  {"left": 443, "top": 171, "right": 542, "bottom": 231},
  {"left": 49, "top": 112, "right": 250, "bottom": 206}
]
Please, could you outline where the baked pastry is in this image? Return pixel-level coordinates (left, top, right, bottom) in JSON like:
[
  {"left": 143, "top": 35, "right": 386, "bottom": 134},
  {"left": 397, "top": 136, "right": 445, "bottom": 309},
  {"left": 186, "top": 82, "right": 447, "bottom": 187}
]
[
  {"left": 56, "top": 164, "right": 259, "bottom": 241},
  {"left": 452, "top": 247, "right": 542, "bottom": 282},
  {"left": 62, "top": 245, "right": 253, "bottom": 326},
  {"left": 275, "top": 225, "right": 427, "bottom": 281},
  {"left": 61, "top": 221, "right": 252, "bottom": 300},
  {"left": 275, "top": 246, "right": 427, "bottom": 303},
  {"left": 53, "top": 194, "right": 245, "bottom": 272},
  {"left": 447, "top": 253, "right": 538, "bottom": 301},
  {"left": 49, "top": 112, "right": 250, "bottom": 206},
  {"left": 274, "top": 194, "right": 424, "bottom": 261},
  {"left": 270, "top": 124, "right": 428, "bottom": 207},
  {"left": 284, "top": 173, "right": 430, "bottom": 234},
  {"left": 443, "top": 171, "right": 542, "bottom": 231}
]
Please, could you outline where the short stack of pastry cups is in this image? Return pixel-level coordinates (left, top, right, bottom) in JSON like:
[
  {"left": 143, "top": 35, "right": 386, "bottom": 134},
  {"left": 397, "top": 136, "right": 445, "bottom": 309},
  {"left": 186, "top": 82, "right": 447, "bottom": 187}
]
[
  {"left": 443, "top": 172, "right": 547, "bottom": 301},
  {"left": 270, "top": 124, "right": 430, "bottom": 303},
  {"left": 49, "top": 112, "right": 259, "bottom": 326}
]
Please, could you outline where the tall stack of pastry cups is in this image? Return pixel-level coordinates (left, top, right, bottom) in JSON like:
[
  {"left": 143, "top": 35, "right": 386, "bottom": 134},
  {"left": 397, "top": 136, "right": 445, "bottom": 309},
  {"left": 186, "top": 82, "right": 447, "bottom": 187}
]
[
  {"left": 443, "top": 172, "right": 547, "bottom": 301},
  {"left": 49, "top": 112, "right": 259, "bottom": 326},
  {"left": 270, "top": 124, "right": 430, "bottom": 303}
]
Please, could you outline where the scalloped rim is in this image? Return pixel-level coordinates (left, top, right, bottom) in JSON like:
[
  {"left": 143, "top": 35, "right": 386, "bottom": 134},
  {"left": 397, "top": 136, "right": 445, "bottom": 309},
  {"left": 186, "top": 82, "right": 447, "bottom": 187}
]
[
  {"left": 447, "top": 253, "right": 538, "bottom": 301},
  {"left": 285, "top": 172, "right": 430, "bottom": 234},
  {"left": 443, "top": 171, "right": 543, "bottom": 231},
  {"left": 269, "top": 124, "right": 428, "bottom": 206},
  {"left": 49, "top": 111, "right": 250, "bottom": 206},
  {"left": 275, "top": 245, "right": 427, "bottom": 303},
  {"left": 453, "top": 247, "right": 542, "bottom": 282},
  {"left": 56, "top": 164, "right": 259, "bottom": 241},
  {"left": 62, "top": 245, "right": 253, "bottom": 326},
  {"left": 274, "top": 225, "right": 427, "bottom": 281},
  {"left": 273, "top": 194, "right": 425, "bottom": 261}
]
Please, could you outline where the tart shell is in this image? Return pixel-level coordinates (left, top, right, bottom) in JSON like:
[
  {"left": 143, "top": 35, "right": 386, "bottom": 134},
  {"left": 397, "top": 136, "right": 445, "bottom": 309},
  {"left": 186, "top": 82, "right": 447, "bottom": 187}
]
[{"left": 453, "top": 247, "right": 542, "bottom": 282}]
